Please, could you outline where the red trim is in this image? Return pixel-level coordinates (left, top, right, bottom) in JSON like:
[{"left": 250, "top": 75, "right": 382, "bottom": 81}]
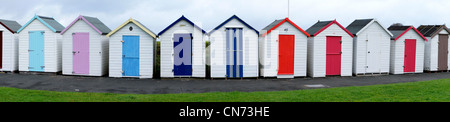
[
  {"left": 262, "top": 18, "right": 310, "bottom": 37},
  {"left": 313, "top": 20, "right": 354, "bottom": 37},
  {"left": 394, "top": 26, "right": 428, "bottom": 41},
  {"left": 0, "top": 22, "right": 16, "bottom": 33}
]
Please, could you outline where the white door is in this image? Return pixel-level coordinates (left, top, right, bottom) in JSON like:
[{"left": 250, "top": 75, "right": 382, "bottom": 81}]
[{"left": 366, "top": 33, "right": 380, "bottom": 73}]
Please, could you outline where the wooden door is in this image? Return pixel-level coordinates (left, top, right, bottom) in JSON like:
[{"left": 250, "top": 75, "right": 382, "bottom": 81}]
[
  {"left": 438, "top": 34, "right": 448, "bottom": 71},
  {"left": 404, "top": 39, "right": 416, "bottom": 73},
  {"left": 72, "top": 32, "right": 89, "bottom": 74},
  {"left": 226, "top": 28, "right": 243, "bottom": 78},
  {"left": 278, "top": 35, "right": 294, "bottom": 75},
  {"left": 326, "top": 36, "right": 342, "bottom": 75},
  {"left": 173, "top": 33, "right": 192, "bottom": 76},
  {"left": 122, "top": 35, "right": 140, "bottom": 76}
]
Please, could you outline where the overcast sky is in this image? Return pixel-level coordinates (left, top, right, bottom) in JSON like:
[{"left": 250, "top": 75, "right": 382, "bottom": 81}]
[{"left": 1, "top": 0, "right": 449, "bottom": 33}]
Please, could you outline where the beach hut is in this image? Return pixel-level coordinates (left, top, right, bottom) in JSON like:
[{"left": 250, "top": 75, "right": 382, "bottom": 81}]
[
  {"left": 107, "top": 18, "right": 157, "bottom": 78},
  {"left": 417, "top": 25, "right": 450, "bottom": 71},
  {"left": 305, "top": 20, "right": 354, "bottom": 77},
  {"left": 0, "top": 19, "right": 21, "bottom": 72},
  {"left": 209, "top": 15, "right": 259, "bottom": 78},
  {"left": 346, "top": 19, "right": 393, "bottom": 75},
  {"left": 259, "top": 18, "right": 310, "bottom": 78},
  {"left": 17, "top": 15, "right": 65, "bottom": 73},
  {"left": 60, "top": 15, "right": 111, "bottom": 76},
  {"left": 158, "top": 16, "right": 206, "bottom": 78},
  {"left": 388, "top": 25, "right": 427, "bottom": 74}
]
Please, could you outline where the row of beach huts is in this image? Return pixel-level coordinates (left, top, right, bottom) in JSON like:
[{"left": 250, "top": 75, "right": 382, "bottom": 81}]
[{"left": 0, "top": 15, "right": 448, "bottom": 79}]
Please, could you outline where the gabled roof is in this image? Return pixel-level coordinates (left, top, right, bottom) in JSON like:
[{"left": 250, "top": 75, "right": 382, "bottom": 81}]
[
  {"left": 158, "top": 15, "right": 206, "bottom": 36},
  {"left": 261, "top": 18, "right": 310, "bottom": 37},
  {"left": 61, "top": 15, "right": 111, "bottom": 35},
  {"left": 388, "top": 25, "right": 428, "bottom": 41},
  {"left": 346, "top": 19, "right": 393, "bottom": 37},
  {"left": 209, "top": 15, "right": 259, "bottom": 35},
  {"left": 417, "top": 25, "right": 450, "bottom": 38},
  {"left": 107, "top": 18, "right": 157, "bottom": 38},
  {"left": 17, "top": 15, "right": 65, "bottom": 33},
  {"left": 0, "top": 19, "right": 22, "bottom": 33},
  {"left": 306, "top": 20, "right": 354, "bottom": 37}
]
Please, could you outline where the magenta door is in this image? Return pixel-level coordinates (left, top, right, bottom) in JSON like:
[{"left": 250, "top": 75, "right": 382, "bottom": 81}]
[
  {"left": 72, "top": 32, "right": 89, "bottom": 74},
  {"left": 404, "top": 39, "right": 416, "bottom": 73},
  {"left": 326, "top": 36, "right": 342, "bottom": 75}
]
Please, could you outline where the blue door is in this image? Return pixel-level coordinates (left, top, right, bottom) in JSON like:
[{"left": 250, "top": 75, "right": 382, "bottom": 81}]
[
  {"left": 29, "top": 31, "right": 45, "bottom": 72},
  {"left": 226, "top": 28, "right": 243, "bottom": 78},
  {"left": 173, "top": 33, "right": 192, "bottom": 76},
  {"left": 122, "top": 35, "right": 140, "bottom": 76}
]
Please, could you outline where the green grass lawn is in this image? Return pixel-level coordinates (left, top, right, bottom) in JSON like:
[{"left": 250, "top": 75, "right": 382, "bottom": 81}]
[{"left": 0, "top": 79, "right": 449, "bottom": 102}]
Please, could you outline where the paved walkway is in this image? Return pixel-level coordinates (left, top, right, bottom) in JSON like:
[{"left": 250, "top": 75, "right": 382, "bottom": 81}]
[{"left": 0, "top": 72, "right": 449, "bottom": 94}]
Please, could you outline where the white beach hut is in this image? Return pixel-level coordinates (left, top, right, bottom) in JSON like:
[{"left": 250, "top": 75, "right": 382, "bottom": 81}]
[
  {"left": 417, "top": 25, "right": 450, "bottom": 71},
  {"left": 107, "top": 18, "right": 157, "bottom": 78},
  {"left": 0, "top": 19, "right": 21, "bottom": 72},
  {"left": 209, "top": 15, "right": 259, "bottom": 78},
  {"left": 305, "top": 20, "right": 354, "bottom": 77},
  {"left": 17, "top": 15, "right": 65, "bottom": 73},
  {"left": 388, "top": 25, "right": 427, "bottom": 74},
  {"left": 158, "top": 16, "right": 206, "bottom": 78},
  {"left": 346, "top": 19, "right": 393, "bottom": 75},
  {"left": 60, "top": 15, "right": 111, "bottom": 76},
  {"left": 259, "top": 18, "right": 310, "bottom": 78}
]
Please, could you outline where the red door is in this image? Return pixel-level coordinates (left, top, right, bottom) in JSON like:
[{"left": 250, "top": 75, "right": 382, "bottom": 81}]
[
  {"left": 278, "top": 35, "right": 294, "bottom": 75},
  {"left": 404, "top": 39, "right": 416, "bottom": 73},
  {"left": 326, "top": 36, "right": 341, "bottom": 75}
]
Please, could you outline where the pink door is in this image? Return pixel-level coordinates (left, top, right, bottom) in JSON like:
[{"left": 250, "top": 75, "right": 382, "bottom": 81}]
[
  {"left": 72, "top": 32, "right": 89, "bottom": 74},
  {"left": 404, "top": 39, "right": 416, "bottom": 73},
  {"left": 326, "top": 36, "right": 342, "bottom": 75}
]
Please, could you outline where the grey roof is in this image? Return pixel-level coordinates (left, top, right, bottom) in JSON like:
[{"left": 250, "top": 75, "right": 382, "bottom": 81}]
[
  {"left": 346, "top": 19, "right": 373, "bottom": 35},
  {"left": 262, "top": 19, "right": 284, "bottom": 31},
  {"left": 82, "top": 16, "right": 111, "bottom": 35},
  {"left": 38, "top": 16, "right": 65, "bottom": 32},
  {"left": 388, "top": 25, "right": 411, "bottom": 39},
  {"left": 0, "top": 19, "right": 22, "bottom": 33},
  {"left": 305, "top": 20, "right": 333, "bottom": 36},
  {"left": 416, "top": 25, "right": 450, "bottom": 37}
]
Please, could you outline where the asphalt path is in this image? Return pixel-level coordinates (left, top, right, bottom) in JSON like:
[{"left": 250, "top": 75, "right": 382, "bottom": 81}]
[{"left": 0, "top": 72, "right": 448, "bottom": 94}]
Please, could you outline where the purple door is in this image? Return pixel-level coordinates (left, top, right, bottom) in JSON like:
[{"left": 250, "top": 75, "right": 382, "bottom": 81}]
[{"left": 72, "top": 32, "right": 89, "bottom": 74}]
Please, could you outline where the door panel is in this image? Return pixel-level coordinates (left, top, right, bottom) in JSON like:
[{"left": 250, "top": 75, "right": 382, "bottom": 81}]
[
  {"left": 438, "top": 34, "right": 448, "bottom": 71},
  {"left": 278, "top": 35, "right": 294, "bottom": 75},
  {"left": 29, "top": 31, "right": 45, "bottom": 72},
  {"left": 173, "top": 33, "right": 192, "bottom": 76},
  {"left": 72, "top": 32, "right": 89, "bottom": 74},
  {"left": 122, "top": 35, "right": 140, "bottom": 76},
  {"left": 404, "top": 39, "right": 416, "bottom": 73},
  {"left": 366, "top": 34, "right": 380, "bottom": 73},
  {"left": 326, "top": 36, "right": 342, "bottom": 75},
  {"left": 226, "top": 28, "right": 243, "bottom": 78}
]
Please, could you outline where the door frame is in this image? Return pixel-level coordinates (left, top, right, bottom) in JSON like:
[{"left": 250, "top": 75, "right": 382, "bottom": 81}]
[{"left": 0, "top": 31, "right": 2, "bottom": 69}]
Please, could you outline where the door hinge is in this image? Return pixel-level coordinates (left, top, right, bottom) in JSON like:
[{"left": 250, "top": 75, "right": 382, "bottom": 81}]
[
  {"left": 172, "top": 69, "right": 174, "bottom": 72},
  {"left": 40, "top": 66, "right": 45, "bottom": 68},
  {"left": 121, "top": 40, "right": 124, "bottom": 43},
  {"left": 72, "top": 33, "right": 76, "bottom": 35},
  {"left": 340, "top": 51, "right": 342, "bottom": 54},
  {"left": 72, "top": 71, "right": 75, "bottom": 74}
]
